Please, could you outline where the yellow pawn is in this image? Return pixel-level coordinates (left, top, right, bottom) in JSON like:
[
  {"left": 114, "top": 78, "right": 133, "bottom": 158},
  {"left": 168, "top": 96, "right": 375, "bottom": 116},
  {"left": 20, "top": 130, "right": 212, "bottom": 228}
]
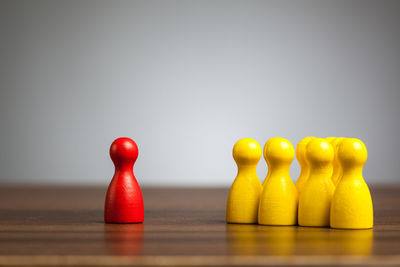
[
  {"left": 330, "top": 137, "right": 345, "bottom": 185},
  {"left": 258, "top": 137, "right": 298, "bottom": 225},
  {"left": 261, "top": 138, "right": 273, "bottom": 186},
  {"left": 331, "top": 138, "right": 373, "bottom": 229},
  {"left": 298, "top": 138, "right": 335, "bottom": 227},
  {"left": 295, "top": 137, "right": 314, "bottom": 195},
  {"left": 226, "top": 138, "right": 262, "bottom": 224},
  {"left": 326, "top": 136, "right": 336, "bottom": 143}
]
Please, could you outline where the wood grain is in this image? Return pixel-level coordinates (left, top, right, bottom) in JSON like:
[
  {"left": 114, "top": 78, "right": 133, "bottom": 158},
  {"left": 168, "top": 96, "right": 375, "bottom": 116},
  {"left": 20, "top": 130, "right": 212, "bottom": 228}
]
[{"left": 0, "top": 186, "right": 399, "bottom": 266}]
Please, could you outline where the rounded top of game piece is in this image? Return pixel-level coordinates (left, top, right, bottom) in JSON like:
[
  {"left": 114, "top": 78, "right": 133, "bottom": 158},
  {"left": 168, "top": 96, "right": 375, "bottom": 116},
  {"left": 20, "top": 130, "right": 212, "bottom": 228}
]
[
  {"left": 110, "top": 137, "right": 138, "bottom": 165},
  {"left": 306, "top": 138, "right": 334, "bottom": 165},
  {"left": 338, "top": 138, "right": 367, "bottom": 167},
  {"left": 331, "top": 137, "right": 345, "bottom": 153},
  {"left": 325, "top": 137, "right": 336, "bottom": 143},
  {"left": 264, "top": 137, "right": 294, "bottom": 164},
  {"left": 331, "top": 137, "right": 344, "bottom": 147},
  {"left": 233, "top": 138, "right": 262, "bottom": 165},
  {"left": 296, "top": 136, "right": 314, "bottom": 164}
]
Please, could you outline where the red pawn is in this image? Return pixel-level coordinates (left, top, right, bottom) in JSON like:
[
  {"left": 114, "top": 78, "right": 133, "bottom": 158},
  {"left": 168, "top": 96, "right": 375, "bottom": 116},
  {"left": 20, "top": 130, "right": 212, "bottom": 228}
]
[{"left": 104, "top": 137, "right": 144, "bottom": 223}]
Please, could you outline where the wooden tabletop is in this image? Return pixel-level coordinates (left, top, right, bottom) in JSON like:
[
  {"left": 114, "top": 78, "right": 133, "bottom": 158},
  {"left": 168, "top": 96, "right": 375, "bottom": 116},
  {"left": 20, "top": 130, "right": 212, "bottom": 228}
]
[{"left": 0, "top": 186, "right": 399, "bottom": 266}]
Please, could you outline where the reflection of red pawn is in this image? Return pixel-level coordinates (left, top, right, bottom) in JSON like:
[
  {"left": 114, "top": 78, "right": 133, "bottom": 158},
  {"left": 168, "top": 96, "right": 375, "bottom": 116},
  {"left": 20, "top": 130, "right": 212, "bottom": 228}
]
[{"left": 104, "top": 137, "right": 144, "bottom": 223}]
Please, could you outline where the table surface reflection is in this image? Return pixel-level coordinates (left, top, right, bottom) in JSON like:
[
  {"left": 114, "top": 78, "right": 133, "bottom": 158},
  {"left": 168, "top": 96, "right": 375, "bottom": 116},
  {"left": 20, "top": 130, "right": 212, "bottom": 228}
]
[{"left": 0, "top": 186, "right": 399, "bottom": 266}]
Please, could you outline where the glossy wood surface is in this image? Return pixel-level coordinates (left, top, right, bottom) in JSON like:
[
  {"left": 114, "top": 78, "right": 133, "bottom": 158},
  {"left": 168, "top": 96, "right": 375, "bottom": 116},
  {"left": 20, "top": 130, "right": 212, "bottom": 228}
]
[{"left": 0, "top": 186, "right": 399, "bottom": 266}]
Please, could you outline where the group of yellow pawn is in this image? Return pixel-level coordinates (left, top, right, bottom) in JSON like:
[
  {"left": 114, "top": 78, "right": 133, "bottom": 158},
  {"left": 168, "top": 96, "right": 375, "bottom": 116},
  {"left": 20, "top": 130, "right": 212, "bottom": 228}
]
[{"left": 226, "top": 137, "right": 373, "bottom": 229}]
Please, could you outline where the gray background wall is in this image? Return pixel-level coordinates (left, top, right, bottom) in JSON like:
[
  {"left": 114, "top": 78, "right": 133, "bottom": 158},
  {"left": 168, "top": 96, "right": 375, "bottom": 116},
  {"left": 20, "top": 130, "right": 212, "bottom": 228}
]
[{"left": 0, "top": 0, "right": 399, "bottom": 186}]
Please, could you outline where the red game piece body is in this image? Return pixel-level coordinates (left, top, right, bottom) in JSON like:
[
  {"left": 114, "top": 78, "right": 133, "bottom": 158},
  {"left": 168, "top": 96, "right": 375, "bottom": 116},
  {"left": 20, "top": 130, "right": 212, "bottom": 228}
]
[{"left": 104, "top": 137, "right": 144, "bottom": 223}]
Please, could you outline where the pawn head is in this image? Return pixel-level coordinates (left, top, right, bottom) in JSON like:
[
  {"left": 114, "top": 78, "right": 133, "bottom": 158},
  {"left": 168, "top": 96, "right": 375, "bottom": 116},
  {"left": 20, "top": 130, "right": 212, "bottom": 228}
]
[
  {"left": 296, "top": 136, "right": 314, "bottom": 165},
  {"left": 331, "top": 137, "right": 345, "bottom": 159},
  {"left": 338, "top": 138, "right": 367, "bottom": 167},
  {"left": 306, "top": 138, "right": 334, "bottom": 166},
  {"left": 325, "top": 136, "right": 337, "bottom": 145},
  {"left": 326, "top": 137, "right": 336, "bottom": 143},
  {"left": 110, "top": 137, "right": 139, "bottom": 166},
  {"left": 331, "top": 137, "right": 345, "bottom": 148},
  {"left": 264, "top": 137, "right": 294, "bottom": 165},
  {"left": 233, "top": 138, "right": 262, "bottom": 165}
]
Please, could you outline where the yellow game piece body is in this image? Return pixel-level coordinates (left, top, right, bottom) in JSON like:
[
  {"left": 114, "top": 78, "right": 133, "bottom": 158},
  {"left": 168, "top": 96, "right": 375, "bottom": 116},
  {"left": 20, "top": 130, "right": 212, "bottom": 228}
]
[
  {"left": 331, "top": 138, "right": 373, "bottom": 229},
  {"left": 258, "top": 137, "right": 298, "bottom": 226},
  {"left": 295, "top": 137, "right": 314, "bottom": 195},
  {"left": 226, "top": 138, "right": 262, "bottom": 224},
  {"left": 298, "top": 138, "right": 335, "bottom": 227},
  {"left": 330, "top": 137, "right": 345, "bottom": 185}
]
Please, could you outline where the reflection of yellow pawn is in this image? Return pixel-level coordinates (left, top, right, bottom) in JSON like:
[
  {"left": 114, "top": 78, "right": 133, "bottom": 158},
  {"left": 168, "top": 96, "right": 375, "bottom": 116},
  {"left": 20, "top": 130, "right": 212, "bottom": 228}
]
[
  {"left": 258, "top": 138, "right": 298, "bottom": 225},
  {"left": 331, "top": 138, "right": 373, "bottom": 229},
  {"left": 258, "top": 226, "right": 296, "bottom": 255},
  {"left": 298, "top": 138, "right": 335, "bottom": 227},
  {"left": 295, "top": 137, "right": 314, "bottom": 194},
  {"left": 226, "top": 224, "right": 258, "bottom": 255},
  {"left": 331, "top": 137, "right": 345, "bottom": 185},
  {"left": 332, "top": 229, "right": 373, "bottom": 254},
  {"left": 226, "top": 138, "right": 262, "bottom": 224}
]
